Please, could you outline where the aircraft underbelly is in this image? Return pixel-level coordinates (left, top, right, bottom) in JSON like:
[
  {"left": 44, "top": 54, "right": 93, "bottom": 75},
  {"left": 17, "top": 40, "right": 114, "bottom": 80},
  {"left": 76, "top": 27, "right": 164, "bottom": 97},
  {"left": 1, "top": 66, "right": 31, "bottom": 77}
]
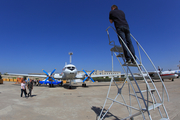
[
  {"left": 151, "top": 74, "right": 177, "bottom": 79},
  {"left": 161, "top": 75, "right": 176, "bottom": 79}
]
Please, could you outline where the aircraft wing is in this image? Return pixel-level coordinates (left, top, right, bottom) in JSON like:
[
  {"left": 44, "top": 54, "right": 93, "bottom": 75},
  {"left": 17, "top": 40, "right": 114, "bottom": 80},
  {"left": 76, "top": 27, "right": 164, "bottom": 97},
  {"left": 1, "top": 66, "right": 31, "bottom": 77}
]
[
  {"left": 7, "top": 73, "right": 63, "bottom": 79},
  {"left": 8, "top": 73, "right": 47, "bottom": 78},
  {"left": 91, "top": 74, "right": 120, "bottom": 78},
  {"left": 75, "top": 74, "right": 121, "bottom": 79}
]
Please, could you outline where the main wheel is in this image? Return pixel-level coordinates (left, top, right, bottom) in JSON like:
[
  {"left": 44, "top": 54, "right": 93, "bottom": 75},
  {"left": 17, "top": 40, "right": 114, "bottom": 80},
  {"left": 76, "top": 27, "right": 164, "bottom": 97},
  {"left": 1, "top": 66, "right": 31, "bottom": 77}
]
[
  {"left": 68, "top": 86, "right": 72, "bottom": 89},
  {"left": 59, "top": 82, "right": 63, "bottom": 86},
  {"left": 82, "top": 83, "right": 86, "bottom": 87}
]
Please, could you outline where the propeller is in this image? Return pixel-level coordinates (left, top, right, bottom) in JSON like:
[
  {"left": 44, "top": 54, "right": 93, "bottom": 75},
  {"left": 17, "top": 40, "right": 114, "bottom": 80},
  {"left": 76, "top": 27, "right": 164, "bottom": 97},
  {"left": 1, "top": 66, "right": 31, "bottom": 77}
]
[
  {"left": 42, "top": 68, "right": 57, "bottom": 83},
  {"left": 82, "top": 69, "right": 95, "bottom": 83}
]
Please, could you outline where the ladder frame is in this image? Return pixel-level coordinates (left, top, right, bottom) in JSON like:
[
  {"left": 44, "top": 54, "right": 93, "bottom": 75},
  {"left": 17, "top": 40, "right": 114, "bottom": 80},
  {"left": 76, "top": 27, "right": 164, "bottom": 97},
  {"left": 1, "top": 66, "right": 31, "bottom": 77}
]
[{"left": 98, "top": 26, "right": 169, "bottom": 120}]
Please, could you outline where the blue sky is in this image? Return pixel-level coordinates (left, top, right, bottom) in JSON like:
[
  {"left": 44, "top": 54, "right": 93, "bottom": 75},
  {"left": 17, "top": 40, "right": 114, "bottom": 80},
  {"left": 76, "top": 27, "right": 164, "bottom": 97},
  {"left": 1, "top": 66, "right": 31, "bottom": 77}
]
[{"left": 0, "top": 0, "right": 180, "bottom": 74}]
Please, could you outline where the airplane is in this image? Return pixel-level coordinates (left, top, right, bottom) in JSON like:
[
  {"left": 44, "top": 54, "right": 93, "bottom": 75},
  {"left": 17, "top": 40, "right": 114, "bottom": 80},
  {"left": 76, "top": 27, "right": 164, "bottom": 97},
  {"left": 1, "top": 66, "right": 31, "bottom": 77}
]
[
  {"left": 148, "top": 72, "right": 178, "bottom": 82},
  {"left": 162, "top": 69, "right": 180, "bottom": 78},
  {"left": 130, "top": 66, "right": 179, "bottom": 82},
  {"left": 8, "top": 52, "right": 120, "bottom": 89},
  {"left": 152, "top": 66, "right": 179, "bottom": 81}
]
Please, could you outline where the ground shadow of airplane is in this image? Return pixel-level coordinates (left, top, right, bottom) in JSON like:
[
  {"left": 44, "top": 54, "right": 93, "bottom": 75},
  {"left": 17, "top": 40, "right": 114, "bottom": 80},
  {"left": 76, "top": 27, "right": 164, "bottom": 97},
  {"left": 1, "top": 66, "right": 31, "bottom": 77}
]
[{"left": 91, "top": 106, "right": 121, "bottom": 120}]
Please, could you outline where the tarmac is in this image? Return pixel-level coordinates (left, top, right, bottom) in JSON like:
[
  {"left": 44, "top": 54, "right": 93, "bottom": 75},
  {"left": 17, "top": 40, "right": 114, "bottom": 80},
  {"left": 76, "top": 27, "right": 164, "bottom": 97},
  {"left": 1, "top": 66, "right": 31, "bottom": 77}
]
[{"left": 0, "top": 79, "right": 180, "bottom": 120}]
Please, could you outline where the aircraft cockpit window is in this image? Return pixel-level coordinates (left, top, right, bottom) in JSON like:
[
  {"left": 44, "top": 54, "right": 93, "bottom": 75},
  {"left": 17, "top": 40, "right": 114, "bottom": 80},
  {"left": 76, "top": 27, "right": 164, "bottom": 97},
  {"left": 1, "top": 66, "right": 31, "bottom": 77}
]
[{"left": 67, "top": 67, "right": 75, "bottom": 71}]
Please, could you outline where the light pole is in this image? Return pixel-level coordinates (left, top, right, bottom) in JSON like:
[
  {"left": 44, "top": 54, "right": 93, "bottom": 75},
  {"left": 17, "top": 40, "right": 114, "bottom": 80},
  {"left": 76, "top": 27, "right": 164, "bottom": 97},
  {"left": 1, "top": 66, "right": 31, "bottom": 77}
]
[{"left": 69, "top": 52, "right": 73, "bottom": 64}]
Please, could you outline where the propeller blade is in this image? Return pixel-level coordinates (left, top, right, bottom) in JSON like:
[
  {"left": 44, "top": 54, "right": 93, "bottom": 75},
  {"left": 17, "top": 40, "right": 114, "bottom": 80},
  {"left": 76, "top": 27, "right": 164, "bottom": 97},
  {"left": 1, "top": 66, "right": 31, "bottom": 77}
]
[
  {"left": 50, "top": 68, "right": 56, "bottom": 76},
  {"left": 89, "top": 70, "right": 95, "bottom": 75},
  {"left": 82, "top": 69, "right": 88, "bottom": 75},
  {"left": 43, "top": 69, "right": 49, "bottom": 76},
  {"left": 44, "top": 77, "right": 49, "bottom": 83},
  {"left": 83, "top": 77, "right": 88, "bottom": 82},
  {"left": 89, "top": 77, "right": 95, "bottom": 82},
  {"left": 51, "top": 77, "right": 57, "bottom": 83}
]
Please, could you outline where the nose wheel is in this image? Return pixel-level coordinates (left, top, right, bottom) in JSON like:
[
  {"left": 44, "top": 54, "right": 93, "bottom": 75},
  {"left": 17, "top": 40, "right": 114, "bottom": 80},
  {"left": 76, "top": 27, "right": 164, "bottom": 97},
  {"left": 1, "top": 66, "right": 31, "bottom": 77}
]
[{"left": 82, "top": 83, "right": 86, "bottom": 87}]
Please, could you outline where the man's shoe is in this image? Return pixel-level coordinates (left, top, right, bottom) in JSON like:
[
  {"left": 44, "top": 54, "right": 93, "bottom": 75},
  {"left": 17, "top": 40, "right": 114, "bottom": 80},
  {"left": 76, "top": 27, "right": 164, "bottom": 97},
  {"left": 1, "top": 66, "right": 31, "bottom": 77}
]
[
  {"left": 132, "top": 61, "right": 136, "bottom": 64},
  {"left": 126, "top": 59, "right": 131, "bottom": 64},
  {"left": 131, "top": 59, "right": 136, "bottom": 64}
]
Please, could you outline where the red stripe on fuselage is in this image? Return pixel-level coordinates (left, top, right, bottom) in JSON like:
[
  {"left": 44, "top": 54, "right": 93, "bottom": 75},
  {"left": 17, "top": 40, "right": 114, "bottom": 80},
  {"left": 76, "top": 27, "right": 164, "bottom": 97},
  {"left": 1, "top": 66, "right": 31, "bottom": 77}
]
[{"left": 160, "top": 74, "right": 174, "bottom": 76}]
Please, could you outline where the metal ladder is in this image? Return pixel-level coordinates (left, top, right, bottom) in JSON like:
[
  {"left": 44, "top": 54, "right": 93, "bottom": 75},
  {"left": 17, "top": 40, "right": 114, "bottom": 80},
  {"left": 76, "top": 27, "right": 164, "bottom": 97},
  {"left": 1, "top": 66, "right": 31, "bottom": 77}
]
[{"left": 98, "top": 26, "right": 170, "bottom": 120}]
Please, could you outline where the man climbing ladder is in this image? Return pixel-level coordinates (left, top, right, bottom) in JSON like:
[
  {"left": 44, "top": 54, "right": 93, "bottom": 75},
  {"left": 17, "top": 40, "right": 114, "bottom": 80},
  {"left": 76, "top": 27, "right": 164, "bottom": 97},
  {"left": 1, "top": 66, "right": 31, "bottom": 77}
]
[{"left": 109, "top": 5, "right": 136, "bottom": 64}]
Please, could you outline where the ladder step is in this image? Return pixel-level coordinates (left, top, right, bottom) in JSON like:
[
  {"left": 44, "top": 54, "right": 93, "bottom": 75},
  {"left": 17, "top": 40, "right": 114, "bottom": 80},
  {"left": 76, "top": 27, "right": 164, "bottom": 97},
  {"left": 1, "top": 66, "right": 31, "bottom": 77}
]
[
  {"left": 121, "top": 111, "right": 142, "bottom": 120},
  {"left": 160, "top": 118, "right": 169, "bottom": 120},
  {"left": 147, "top": 103, "right": 162, "bottom": 111},
  {"left": 122, "top": 63, "right": 141, "bottom": 67},
  {"left": 116, "top": 53, "right": 124, "bottom": 57},
  {"left": 110, "top": 45, "right": 123, "bottom": 52},
  {"left": 139, "top": 89, "right": 156, "bottom": 93},
  {"left": 129, "top": 93, "right": 154, "bottom": 104}
]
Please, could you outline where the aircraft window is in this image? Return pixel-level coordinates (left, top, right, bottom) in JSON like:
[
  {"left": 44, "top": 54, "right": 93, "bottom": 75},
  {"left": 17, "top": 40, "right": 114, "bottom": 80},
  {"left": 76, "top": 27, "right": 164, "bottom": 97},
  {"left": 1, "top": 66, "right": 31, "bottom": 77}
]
[{"left": 67, "top": 67, "right": 75, "bottom": 71}]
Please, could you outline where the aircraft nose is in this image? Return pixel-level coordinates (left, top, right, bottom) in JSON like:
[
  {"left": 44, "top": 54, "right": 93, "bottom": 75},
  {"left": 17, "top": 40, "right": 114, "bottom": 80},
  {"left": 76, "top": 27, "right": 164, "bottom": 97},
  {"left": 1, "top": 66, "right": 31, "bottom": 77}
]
[{"left": 175, "top": 74, "right": 178, "bottom": 77}]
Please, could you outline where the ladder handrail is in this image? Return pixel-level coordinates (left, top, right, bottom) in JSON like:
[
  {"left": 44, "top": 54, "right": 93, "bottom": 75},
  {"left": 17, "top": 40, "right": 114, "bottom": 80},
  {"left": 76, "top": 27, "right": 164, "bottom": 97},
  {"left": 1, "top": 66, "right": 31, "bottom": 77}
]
[{"left": 130, "top": 34, "right": 169, "bottom": 102}]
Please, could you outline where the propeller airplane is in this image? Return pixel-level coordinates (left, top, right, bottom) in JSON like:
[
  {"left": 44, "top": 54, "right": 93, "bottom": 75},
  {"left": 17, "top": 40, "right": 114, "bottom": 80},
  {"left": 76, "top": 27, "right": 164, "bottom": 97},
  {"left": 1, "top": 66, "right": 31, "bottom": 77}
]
[
  {"left": 8, "top": 52, "right": 120, "bottom": 89},
  {"left": 131, "top": 66, "right": 179, "bottom": 82}
]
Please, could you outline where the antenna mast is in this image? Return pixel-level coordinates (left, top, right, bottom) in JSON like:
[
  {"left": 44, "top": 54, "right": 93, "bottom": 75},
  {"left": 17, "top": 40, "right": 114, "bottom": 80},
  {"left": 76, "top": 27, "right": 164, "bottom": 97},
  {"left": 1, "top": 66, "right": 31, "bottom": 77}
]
[{"left": 69, "top": 52, "right": 73, "bottom": 64}]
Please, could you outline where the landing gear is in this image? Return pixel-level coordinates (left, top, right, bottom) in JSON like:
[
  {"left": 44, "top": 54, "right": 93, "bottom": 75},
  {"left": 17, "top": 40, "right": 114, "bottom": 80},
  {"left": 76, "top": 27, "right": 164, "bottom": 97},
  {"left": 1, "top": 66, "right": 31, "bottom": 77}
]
[
  {"left": 82, "top": 83, "right": 86, "bottom": 87},
  {"left": 68, "top": 85, "right": 72, "bottom": 89},
  {"left": 172, "top": 79, "right": 174, "bottom": 81},
  {"left": 59, "top": 82, "right": 63, "bottom": 86},
  {"left": 68, "top": 80, "right": 72, "bottom": 89},
  {"left": 47, "top": 83, "right": 54, "bottom": 87}
]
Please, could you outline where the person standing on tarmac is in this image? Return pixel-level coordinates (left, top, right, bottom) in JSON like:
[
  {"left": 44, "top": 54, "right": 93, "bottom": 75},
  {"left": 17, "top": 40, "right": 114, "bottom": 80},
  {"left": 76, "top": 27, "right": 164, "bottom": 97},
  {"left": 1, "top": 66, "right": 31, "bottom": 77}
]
[
  {"left": 27, "top": 79, "right": 33, "bottom": 97},
  {"left": 109, "top": 5, "right": 136, "bottom": 64},
  {"left": 21, "top": 80, "right": 27, "bottom": 97}
]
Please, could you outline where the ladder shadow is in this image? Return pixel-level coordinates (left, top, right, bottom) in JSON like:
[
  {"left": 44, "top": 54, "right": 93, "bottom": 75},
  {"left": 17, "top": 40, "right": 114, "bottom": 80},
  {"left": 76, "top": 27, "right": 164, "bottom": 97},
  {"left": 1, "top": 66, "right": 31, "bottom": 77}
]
[{"left": 91, "top": 106, "right": 121, "bottom": 120}]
